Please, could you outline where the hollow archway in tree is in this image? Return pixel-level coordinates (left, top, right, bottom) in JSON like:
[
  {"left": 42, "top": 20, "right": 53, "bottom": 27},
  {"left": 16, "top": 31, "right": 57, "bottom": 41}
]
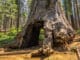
[{"left": 21, "top": 21, "right": 44, "bottom": 48}]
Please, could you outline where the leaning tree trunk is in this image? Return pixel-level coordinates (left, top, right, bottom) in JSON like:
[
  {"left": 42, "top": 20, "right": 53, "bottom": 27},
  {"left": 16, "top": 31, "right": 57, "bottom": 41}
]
[{"left": 9, "top": 0, "right": 75, "bottom": 49}]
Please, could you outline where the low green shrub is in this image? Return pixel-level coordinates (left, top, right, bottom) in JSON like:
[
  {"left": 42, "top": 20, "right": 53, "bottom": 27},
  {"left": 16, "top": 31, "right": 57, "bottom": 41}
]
[
  {"left": 0, "top": 27, "right": 21, "bottom": 45},
  {"left": 39, "top": 29, "right": 45, "bottom": 41},
  {"left": 0, "top": 28, "right": 45, "bottom": 45},
  {"left": 76, "top": 29, "right": 80, "bottom": 35}
]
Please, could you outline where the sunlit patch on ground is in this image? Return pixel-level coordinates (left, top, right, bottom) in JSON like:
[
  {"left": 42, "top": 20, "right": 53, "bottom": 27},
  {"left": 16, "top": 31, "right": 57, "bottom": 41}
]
[{"left": 0, "top": 52, "right": 78, "bottom": 60}]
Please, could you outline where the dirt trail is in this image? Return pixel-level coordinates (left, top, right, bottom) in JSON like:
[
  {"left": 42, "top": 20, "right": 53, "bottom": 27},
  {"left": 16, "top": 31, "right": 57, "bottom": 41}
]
[
  {"left": 0, "top": 54, "right": 40, "bottom": 60},
  {"left": 0, "top": 52, "right": 78, "bottom": 60},
  {"left": 44, "top": 53, "right": 78, "bottom": 60}
]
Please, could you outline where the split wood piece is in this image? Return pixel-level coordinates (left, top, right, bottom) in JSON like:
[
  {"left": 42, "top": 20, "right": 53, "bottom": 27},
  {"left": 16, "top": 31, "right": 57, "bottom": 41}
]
[
  {"left": 0, "top": 48, "right": 5, "bottom": 53},
  {"left": 76, "top": 47, "right": 80, "bottom": 60},
  {"left": 31, "top": 48, "right": 54, "bottom": 57},
  {"left": 0, "top": 49, "right": 31, "bottom": 56},
  {"left": 73, "top": 35, "right": 80, "bottom": 42}
]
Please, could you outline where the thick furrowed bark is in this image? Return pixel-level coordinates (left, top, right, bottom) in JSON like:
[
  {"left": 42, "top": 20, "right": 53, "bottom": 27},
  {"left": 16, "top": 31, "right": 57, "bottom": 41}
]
[
  {"left": 7, "top": 0, "right": 75, "bottom": 51},
  {"left": 42, "top": 0, "right": 75, "bottom": 50}
]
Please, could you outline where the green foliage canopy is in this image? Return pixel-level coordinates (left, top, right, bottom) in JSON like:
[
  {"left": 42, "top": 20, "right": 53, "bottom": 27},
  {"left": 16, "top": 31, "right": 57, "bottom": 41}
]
[{"left": 0, "top": 0, "right": 18, "bottom": 20}]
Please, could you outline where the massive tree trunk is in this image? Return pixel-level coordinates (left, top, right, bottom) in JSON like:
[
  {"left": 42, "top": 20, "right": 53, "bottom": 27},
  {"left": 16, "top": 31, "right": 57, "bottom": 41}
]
[{"left": 9, "top": 0, "right": 75, "bottom": 50}]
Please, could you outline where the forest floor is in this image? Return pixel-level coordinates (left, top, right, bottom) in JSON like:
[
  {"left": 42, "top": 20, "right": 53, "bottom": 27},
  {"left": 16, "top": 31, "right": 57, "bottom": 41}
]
[
  {"left": 0, "top": 44, "right": 79, "bottom": 60},
  {"left": 0, "top": 52, "right": 78, "bottom": 60},
  {"left": 0, "top": 35, "right": 80, "bottom": 60}
]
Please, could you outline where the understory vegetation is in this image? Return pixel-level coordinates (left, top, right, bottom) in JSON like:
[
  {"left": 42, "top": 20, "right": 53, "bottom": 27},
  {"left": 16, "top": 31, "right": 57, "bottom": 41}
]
[
  {"left": 0, "top": 28, "right": 21, "bottom": 46},
  {"left": 76, "top": 29, "right": 80, "bottom": 35}
]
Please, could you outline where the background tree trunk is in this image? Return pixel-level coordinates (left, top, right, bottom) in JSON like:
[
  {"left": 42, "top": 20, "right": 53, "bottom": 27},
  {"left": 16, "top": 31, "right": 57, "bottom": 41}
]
[{"left": 10, "top": 0, "right": 75, "bottom": 49}]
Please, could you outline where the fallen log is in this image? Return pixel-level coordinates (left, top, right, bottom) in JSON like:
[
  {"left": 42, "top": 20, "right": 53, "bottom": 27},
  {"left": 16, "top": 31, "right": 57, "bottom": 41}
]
[{"left": 0, "top": 49, "right": 31, "bottom": 56}]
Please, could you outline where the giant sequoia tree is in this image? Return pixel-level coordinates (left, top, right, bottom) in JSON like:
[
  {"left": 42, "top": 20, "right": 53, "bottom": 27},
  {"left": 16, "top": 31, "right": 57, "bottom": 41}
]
[{"left": 9, "top": 0, "right": 75, "bottom": 50}]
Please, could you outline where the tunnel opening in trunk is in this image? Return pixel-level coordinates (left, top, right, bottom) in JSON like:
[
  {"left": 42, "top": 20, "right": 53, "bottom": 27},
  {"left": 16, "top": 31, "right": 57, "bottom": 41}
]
[{"left": 21, "top": 21, "right": 44, "bottom": 48}]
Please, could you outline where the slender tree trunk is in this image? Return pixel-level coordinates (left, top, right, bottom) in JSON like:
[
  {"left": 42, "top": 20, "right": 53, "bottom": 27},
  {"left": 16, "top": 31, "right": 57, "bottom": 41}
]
[
  {"left": 76, "top": 0, "right": 80, "bottom": 29},
  {"left": 75, "top": 0, "right": 80, "bottom": 29}
]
